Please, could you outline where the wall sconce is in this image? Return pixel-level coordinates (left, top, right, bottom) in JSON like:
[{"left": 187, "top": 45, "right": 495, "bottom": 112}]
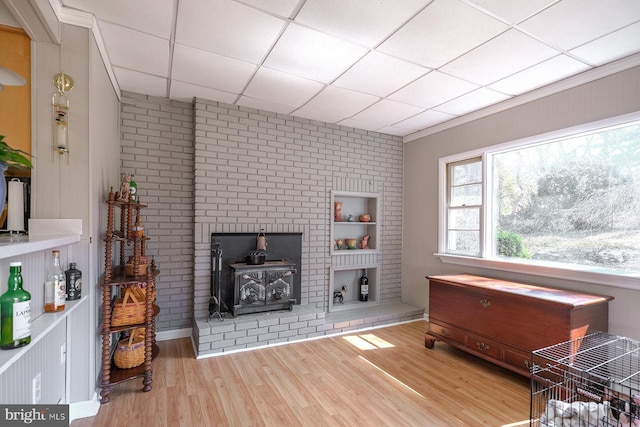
[{"left": 52, "top": 72, "right": 74, "bottom": 160}]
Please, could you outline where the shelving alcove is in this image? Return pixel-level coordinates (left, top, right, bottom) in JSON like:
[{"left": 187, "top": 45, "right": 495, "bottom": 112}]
[
  {"left": 330, "top": 190, "right": 380, "bottom": 256},
  {"left": 99, "top": 187, "right": 160, "bottom": 404},
  {"left": 329, "top": 190, "right": 381, "bottom": 312}
]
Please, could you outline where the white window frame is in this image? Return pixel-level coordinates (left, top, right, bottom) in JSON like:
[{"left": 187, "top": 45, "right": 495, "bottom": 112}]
[{"left": 436, "top": 111, "right": 640, "bottom": 291}]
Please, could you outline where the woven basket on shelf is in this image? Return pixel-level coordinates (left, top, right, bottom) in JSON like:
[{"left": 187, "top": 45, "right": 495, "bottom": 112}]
[
  {"left": 113, "top": 328, "right": 145, "bottom": 369},
  {"left": 111, "top": 287, "right": 145, "bottom": 327}
]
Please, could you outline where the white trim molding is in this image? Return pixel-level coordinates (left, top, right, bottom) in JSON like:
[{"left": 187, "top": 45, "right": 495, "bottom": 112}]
[{"left": 404, "top": 52, "right": 640, "bottom": 143}]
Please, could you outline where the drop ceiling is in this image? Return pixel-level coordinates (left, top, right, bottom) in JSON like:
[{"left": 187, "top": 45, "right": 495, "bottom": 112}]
[{"left": 58, "top": 0, "right": 640, "bottom": 139}]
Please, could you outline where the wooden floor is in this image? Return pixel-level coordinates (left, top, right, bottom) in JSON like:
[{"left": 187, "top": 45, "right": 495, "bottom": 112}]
[{"left": 72, "top": 321, "right": 531, "bottom": 426}]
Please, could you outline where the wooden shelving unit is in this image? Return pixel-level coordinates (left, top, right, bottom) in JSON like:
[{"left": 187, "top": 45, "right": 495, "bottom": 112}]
[{"left": 99, "top": 187, "right": 159, "bottom": 404}]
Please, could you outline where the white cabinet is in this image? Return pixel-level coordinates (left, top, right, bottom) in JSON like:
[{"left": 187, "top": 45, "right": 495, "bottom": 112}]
[{"left": 330, "top": 191, "right": 379, "bottom": 256}]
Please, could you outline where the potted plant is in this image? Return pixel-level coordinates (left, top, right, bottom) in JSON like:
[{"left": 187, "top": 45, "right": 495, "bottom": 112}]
[
  {"left": 0, "top": 135, "right": 32, "bottom": 215},
  {"left": 0, "top": 135, "right": 32, "bottom": 168}
]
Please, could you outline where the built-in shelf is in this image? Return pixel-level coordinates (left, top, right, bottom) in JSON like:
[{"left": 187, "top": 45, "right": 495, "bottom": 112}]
[
  {"left": 331, "top": 191, "right": 380, "bottom": 256},
  {"left": 329, "top": 265, "right": 379, "bottom": 312},
  {"left": 0, "top": 296, "right": 87, "bottom": 376}
]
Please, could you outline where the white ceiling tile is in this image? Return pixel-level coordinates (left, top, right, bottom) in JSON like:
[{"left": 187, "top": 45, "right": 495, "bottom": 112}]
[
  {"left": 435, "top": 87, "right": 510, "bottom": 115},
  {"left": 294, "top": 85, "right": 380, "bottom": 123},
  {"left": 113, "top": 67, "right": 167, "bottom": 97},
  {"left": 244, "top": 67, "right": 324, "bottom": 108},
  {"left": 332, "top": 51, "right": 429, "bottom": 97},
  {"left": 570, "top": 22, "right": 640, "bottom": 66},
  {"left": 489, "top": 55, "right": 591, "bottom": 95},
  {"left": 466, "top": 0, "right": 557, "bottom": 24},
  {"left": 60, "top": 0, "right": 640, "bottom": 136},
  {"left": 263, "top": 24, "right": 368, "bottom": 83},
  {"left": 389, "top": 71, "right": 478, "bottom": 108},
  {"left": 235, "top": 96, "right": 296, "bottom": 115},
  {"left": 295, "top": 0, "right": 430, "bottom": 47},
  {"left": 394, "top": 110, "right": 457, "bottom": 130},
  {"left": 441, "top": 29, "right": 559, "bottom": 85},
  {"left": 175, "top": 0, "right": 286, "bottom": 63},
  {"left": 172, "top": 44, "right": 256, "bottom": 94},
  {"left": 239, "top": 0, "right": 301, "bottom": 18},
  {"left": 338, "top": 117, "right": 381, "bottom": 132},
  {"left": 62, "top": 0, "right": 174, "bottom": 38},
  {"left": 169, "top": 80, "right": 238, "bottom": 104},
  {"left": 349, "top": 99, "right": 424, "bottom": 127},
  {"left": 99, "top": 22, "right": 169, "bottom": 76},
  {"left": 520, "top": 0, "right": 640, "bottom": 50},
  {"left": 375, "top": 125, "right": 417, "bottom": 136},
  {"left": 377, "top": 0, "right": 509, "bottom": 68}
]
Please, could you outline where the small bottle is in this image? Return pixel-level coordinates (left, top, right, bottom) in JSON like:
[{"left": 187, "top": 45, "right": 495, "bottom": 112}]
[
  {"left": 257, "top": 228, "right": 267, "bottom": 251},
  {"left": 359, "top": 270, "right": 369, "bottom": 302},
  {"left": 44, "top": 250, "right": 66, "bottom": 312},
  {"left": 65, "top": 262, "right": 82, "bottom": 301},
  {"left": 0, "top": 262, "right": 32, "bottom": 349},
  {"left": 129, "top": 174, "right": 138, "bottom": 202}
]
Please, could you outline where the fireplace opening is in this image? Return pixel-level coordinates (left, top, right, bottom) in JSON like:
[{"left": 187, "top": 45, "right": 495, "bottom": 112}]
[{"left": 210, "top": 232, "right": 302, "bottom": 317}]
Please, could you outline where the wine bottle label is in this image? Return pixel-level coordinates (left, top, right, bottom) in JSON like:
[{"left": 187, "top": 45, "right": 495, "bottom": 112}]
[
  {"left": 54, "top": 279, "right": 65, "bottom": 307},
  {"left": 13, "top": 300, "right": 31, "bottom": 340},
  {"left": 361, "top": 285, "right": 369, "bottom": 294}
]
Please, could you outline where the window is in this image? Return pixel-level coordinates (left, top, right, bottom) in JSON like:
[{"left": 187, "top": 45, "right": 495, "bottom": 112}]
[
  {"left": 446, "top": 158, "right": 482, "bottom": 256},
  {"left": 439, "top": 114, "right": 640, "bottom": 287}
]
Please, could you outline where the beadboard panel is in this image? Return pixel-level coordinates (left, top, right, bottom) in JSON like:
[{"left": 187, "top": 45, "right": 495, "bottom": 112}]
[{"left": 0, "top": 320, "right": 66, "bottom": 404}]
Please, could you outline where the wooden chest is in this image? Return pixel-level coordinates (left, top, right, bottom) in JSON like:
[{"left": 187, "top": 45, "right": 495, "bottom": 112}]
[{"left": 425, "top": 274, "right": 614, "bottom": 376}]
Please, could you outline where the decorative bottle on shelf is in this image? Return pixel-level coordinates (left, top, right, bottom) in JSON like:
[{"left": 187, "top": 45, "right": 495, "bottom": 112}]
[
  {"left": 359, "top": 270, "right": 369, "bottom": 302},
  {"left": 44, "top": 250, "right": 66, "bottom": 312},
  {"left": 0, "top": 262, "right": 31, "bottom": 349},
  {"left": 65, "top": 262, "right": 82, "bottom": 300},
  {"left": 129, "top": 174, "right": 137, "bottom": 202},
  {"left": 257, "top": 228, "right": 267, "bottom": 251}
]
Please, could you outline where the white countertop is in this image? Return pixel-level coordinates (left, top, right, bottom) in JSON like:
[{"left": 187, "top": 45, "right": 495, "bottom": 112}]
[{"left": 0, "top": 219, "right": 82, "bottom": 259}]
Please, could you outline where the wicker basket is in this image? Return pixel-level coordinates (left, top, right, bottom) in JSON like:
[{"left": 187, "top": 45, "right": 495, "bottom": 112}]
[
  {"left": 111, "top": 287, "right": 145, "bottom": 327},
  {"left": 125, "top": 262, "right": 148, "bottom": 276},
  {"left": 125, "top": 255, "right": 149, "bottom": 277},
  {"left": 113, "top": 328, "right": 145, "bottom": 369}
]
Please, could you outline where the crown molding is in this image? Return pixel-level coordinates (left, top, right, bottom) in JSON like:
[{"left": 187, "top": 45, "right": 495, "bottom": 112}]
[
  {"left": 403, "top": 52, "right": 640, "bottom": 143},
  {"left": 44, "top": 0, "right": 121, "bottom": 100}
]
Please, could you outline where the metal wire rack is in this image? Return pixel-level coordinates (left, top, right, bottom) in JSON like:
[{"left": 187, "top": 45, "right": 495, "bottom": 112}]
[{"left": 530, "top": 332, "right": 640, "bottom": 426}]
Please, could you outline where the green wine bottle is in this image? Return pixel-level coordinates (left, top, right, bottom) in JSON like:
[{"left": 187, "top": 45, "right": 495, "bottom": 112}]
[
  {"left": 129, "top": 174, "right": 138, "bottom": 202},
  {"left": 0, "top": 262, "right": 32, "bottom": 349}
]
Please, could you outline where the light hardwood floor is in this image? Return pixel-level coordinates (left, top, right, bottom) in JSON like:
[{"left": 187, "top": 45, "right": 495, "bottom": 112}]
[{"left": 72, "top": 320, "right": 531, "bottom": 426}]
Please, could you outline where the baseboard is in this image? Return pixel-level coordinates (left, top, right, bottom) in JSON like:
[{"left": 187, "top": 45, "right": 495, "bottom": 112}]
[
  {"left": 69, "top": 392, "right": 100, "bottom": 422},
  {"left": 156, "top": 327, "right": 192, "bottom": 342}
]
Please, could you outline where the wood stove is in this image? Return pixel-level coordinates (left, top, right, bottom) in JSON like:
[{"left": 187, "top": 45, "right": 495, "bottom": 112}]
[
  {"left": 210, "top": 232, "right": 302, "bottom": 317},
  {"left": 230, "top": 261, "right": 297, "bottom": 317}
]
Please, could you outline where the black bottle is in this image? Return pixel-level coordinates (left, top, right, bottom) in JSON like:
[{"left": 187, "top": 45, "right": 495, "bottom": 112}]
[
  {"left": 359, "top": 270, "right": 369, "bottom": 302},
  {"left": 65, "top": 263, "right": 82, "bottom": 300}
]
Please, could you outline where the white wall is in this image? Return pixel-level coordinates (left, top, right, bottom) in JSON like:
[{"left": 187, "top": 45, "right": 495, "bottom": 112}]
[{"left": 403, "top": 65, "right": 640, "bottom": 340}]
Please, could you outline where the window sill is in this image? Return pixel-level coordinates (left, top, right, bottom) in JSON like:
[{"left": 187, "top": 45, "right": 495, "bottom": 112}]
[{"left": 435, "top": 253, "right": 640, "bottom": 291}]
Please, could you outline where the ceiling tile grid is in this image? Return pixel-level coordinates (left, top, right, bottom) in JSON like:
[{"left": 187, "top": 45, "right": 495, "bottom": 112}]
[{"left": 60, "top": 0, "right": 640, "bottom": 137}]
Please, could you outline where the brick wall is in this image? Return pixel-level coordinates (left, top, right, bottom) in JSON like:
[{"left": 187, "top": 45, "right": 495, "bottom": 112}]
[
  {"left": 120, "top": 91, "right": 194, "bottom": 331},
  {"left": 120, "top": 93, "right": 404, "bottom": 333},
  {"left": 193, "top": 98, "right": 404, "bottom": 320}
]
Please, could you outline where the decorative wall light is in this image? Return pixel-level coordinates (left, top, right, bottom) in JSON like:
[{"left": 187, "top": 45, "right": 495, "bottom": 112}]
[{"left": 52, "top": 72, "right": 74, "bottom": 160}]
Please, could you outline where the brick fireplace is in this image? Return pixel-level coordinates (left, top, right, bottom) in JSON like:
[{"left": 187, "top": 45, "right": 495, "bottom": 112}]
[{"left": 190, "top": 98, "right": 422, "bottom": 357}]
